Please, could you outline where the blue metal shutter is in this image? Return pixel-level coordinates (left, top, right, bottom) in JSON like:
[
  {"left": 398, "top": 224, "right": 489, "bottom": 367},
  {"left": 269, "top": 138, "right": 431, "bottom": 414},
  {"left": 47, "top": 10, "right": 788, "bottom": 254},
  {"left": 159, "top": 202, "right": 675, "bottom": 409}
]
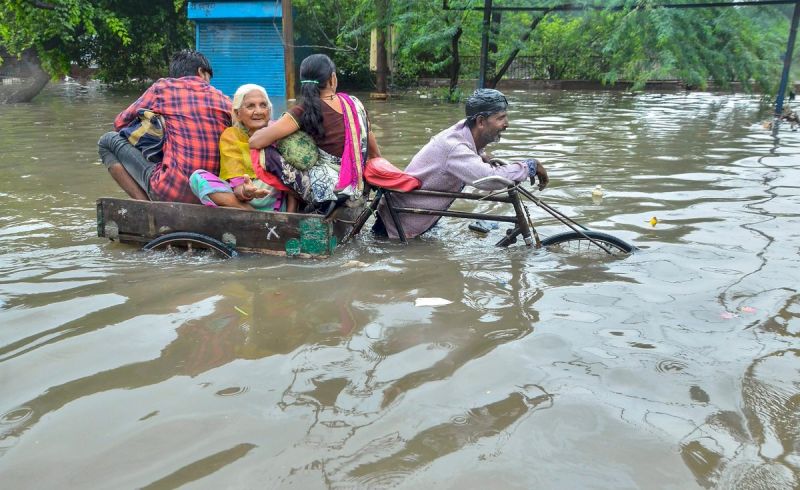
[{"left": 197, "top": 20, "right": 286, "bottom": 98}]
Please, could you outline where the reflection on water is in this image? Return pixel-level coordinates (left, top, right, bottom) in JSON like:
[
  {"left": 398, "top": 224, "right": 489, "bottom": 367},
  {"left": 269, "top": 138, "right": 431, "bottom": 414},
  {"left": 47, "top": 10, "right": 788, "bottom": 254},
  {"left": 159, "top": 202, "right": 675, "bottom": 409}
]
[{"left": 1, "top": 84, "right": 799, "bottom": 488}]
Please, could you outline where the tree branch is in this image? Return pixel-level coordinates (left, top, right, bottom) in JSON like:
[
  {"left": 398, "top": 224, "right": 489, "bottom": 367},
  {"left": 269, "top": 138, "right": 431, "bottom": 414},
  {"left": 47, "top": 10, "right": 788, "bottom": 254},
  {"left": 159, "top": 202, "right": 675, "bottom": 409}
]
[
  {"left": 27, "top": 0, "right": 57, "bottom": 10},
  {"left": 489, "top": 9, "right": 553, "bottom": 88},
  {"left": 449, "top": 26, "right": 463, "bottom": 93}
]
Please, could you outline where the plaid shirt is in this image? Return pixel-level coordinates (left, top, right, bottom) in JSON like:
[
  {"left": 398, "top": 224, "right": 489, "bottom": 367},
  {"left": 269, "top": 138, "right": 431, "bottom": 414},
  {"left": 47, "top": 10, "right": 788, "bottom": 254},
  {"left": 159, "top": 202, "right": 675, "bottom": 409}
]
[{"left": 115, "top": 76, "right": 232, "bottom": 203}]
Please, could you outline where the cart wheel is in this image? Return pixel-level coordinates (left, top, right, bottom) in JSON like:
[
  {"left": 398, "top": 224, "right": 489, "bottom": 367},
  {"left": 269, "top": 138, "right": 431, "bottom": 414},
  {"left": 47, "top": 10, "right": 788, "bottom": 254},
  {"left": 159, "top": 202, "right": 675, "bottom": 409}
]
[
  {"left": 143, "top": 232, "right": 238, "bottom": 259},
  {"left": 539, "top": 231, "right": 636, "bottom": 255}
]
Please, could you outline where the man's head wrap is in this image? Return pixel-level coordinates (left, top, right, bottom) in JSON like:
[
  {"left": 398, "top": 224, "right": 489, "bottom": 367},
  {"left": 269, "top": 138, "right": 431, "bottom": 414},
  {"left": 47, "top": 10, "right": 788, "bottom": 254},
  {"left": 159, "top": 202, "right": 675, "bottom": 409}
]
[{"left": 465, "top": 88, "right": 508, "bottom": 121}]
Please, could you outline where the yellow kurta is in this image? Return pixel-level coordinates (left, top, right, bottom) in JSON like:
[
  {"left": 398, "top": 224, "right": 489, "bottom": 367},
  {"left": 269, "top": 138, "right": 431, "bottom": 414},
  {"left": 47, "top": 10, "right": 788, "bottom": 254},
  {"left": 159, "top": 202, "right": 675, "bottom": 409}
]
[{"left": 218, "top": 126, "right": 257, "bottom": 182}]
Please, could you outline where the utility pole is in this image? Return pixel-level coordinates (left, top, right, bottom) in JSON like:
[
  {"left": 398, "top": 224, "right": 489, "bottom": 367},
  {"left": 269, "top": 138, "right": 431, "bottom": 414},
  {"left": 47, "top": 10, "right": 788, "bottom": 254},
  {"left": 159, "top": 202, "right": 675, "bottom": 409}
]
[
  {"left": 478, "top": 0, "right": 493, "bottom": 89},
  {"left": 283, "top": 0, "right": 296, "bottom": 101}
]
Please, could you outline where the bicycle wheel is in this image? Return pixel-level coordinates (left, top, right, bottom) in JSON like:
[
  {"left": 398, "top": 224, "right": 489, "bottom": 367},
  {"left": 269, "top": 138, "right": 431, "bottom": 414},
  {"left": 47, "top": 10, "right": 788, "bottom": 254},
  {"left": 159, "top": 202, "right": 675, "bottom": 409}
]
[
  {"left": 143, "top": 232, "right": 238, "bottom": 259},
  {"left": 539, "top": 230, "right": 636, "bottom": 255}
]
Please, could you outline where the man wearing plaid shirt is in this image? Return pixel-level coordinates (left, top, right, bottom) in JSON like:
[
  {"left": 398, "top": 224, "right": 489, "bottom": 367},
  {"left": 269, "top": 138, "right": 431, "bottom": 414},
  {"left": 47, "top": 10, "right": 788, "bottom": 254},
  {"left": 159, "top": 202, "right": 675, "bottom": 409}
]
[{"left": 98, "top": 50, "right": 232, "bottom": 203}]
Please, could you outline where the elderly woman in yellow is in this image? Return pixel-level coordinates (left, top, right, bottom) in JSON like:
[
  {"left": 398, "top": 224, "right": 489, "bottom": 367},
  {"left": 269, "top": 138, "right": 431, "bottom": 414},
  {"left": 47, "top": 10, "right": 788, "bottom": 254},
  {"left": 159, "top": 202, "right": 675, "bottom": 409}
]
[{"left": 189, "top": 83, "right": 298, "bottom": 212}]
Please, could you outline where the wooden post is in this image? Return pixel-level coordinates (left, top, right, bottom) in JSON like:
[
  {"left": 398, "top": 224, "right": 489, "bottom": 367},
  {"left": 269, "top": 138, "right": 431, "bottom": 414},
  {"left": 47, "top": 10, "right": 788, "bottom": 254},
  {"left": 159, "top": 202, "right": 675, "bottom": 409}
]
[
  {"left": 282, "top": 0, "right": 296, "bottom": 102},
  {"left": 376, "top": 25, "right": 388, "bottom": 93}
]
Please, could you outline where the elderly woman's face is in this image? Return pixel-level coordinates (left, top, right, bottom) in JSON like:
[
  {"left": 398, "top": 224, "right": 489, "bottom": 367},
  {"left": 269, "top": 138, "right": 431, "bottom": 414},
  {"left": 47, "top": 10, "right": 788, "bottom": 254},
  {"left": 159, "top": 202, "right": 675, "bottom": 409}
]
[{"left": 236, "top": 91, "right": 270, "bottom": 132}]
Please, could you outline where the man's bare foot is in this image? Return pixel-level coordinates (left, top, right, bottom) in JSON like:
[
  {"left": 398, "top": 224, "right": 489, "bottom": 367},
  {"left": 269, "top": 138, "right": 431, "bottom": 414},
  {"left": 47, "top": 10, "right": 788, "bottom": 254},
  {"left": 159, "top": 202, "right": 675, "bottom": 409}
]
[{"left": 209, "top": 192, "right": 256, "bottom": 210}]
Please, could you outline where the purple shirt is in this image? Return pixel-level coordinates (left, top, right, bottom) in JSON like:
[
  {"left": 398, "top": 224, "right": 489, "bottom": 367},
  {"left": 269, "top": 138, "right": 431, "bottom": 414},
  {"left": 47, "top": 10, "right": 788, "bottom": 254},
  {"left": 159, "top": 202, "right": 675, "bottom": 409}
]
[{"left": 378, "top": 120, "right": 530, "bottom": 239}]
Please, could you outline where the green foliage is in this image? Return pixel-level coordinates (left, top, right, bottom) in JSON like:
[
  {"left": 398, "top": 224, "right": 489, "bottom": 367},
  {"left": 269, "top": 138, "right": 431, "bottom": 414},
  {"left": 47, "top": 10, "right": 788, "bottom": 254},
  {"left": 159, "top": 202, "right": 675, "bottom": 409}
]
[
  {"left": 291, "top": 0, "right": 479, "bottom": 93},
  {"left": 86, "top": 0, "right": 193, "bottom": 84},
  {"left": 0, "top": 0, "right": 192, "bottom": 83},
  {"left": 438, "top": 85, "right": 464, "bottom": 103},
  {"left": 373, "top": 0, "right": 791, "bottom": 95},
  {"left": 292, "top": 0, "right": 374, "bottom": 87},
  {"left": 595, "top": 0, "right": 789, "bottom": 91},
  {"left": 1, "top": 0, "right": 795, "bottom": 97},
  {"left": 2, "top": 0, "right": 104, "bottom": 76},
  {"left": 389, "top": 1, "right": 474, "bottom": 86},
  {"left": 523, "top": 14, "right": 606, "bottom": 80}
]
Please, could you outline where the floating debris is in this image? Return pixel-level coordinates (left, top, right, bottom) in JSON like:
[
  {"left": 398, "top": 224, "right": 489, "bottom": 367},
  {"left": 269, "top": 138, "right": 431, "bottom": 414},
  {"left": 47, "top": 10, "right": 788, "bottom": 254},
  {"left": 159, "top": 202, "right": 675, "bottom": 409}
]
[{"left": 415, "top": 297, "right": 452, "bottom": 307}]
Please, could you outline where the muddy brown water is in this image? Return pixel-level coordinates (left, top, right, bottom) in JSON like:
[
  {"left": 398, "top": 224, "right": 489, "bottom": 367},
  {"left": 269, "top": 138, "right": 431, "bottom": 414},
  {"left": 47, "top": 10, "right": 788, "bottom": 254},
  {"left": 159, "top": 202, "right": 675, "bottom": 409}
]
[{"left": 1, "top": 83, "right": 798, "bottom": 489}]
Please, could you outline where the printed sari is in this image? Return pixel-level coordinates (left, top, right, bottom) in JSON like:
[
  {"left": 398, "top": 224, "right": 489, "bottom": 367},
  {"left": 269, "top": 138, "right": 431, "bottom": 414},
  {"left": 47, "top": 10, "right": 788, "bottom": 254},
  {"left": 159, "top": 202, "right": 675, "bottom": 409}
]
[{"left": 256, "top": 93, "right": 370, "bottom": 207}]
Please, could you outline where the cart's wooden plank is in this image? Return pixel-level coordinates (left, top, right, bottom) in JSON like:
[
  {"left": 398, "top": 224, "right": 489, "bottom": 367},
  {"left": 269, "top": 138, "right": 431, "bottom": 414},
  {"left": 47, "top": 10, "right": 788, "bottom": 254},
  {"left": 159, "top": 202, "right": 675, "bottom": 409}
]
[{"left": 96, "top": 197, "right": 357, "bottom": 257}]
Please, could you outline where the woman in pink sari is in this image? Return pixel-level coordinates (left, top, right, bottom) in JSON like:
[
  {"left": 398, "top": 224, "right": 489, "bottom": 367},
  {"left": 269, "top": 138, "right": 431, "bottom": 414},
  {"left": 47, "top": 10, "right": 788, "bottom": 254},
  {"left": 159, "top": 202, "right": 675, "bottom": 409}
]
[{"left": 249, "top": 54, "right": 381, "bottom": 212}]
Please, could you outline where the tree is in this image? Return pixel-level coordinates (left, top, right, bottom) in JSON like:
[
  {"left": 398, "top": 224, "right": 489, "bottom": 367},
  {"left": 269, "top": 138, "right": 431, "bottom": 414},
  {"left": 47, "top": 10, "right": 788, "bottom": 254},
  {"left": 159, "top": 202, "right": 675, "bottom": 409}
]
[
  {"left": 84, "top": 0, "right": 193, "bottom": 85},
  {"left": 390, "top": 0, "right": 477, "bottom": 99},
  {"left": 374, "top": 0, "right": 390, "bottom": 94},
  {"left": 291, "top": 0, "right": 374, "bottom": 88},
  {"left": 0, "top": 0, "right": 191, "bottom": 102},
  {"left": 5, "top": 0, "right": 789, "bottom": 103},
  {"left": 594, "top": 1, "right": 788, "bottom": 92},
  {"left": 483, "top": 0, "right": 790, "bottom": 92},
  {"left": 292, "top": 0, "right": 477, "bottom": 99},
  {"left": 1, "top": 0, "right": 126, "bottom": 101},
  {"left": 486, "top": 8, "right": 553, "bottom": 88},
  {"left": 0, "top": 46, "right": 49, "bottom": 103}
]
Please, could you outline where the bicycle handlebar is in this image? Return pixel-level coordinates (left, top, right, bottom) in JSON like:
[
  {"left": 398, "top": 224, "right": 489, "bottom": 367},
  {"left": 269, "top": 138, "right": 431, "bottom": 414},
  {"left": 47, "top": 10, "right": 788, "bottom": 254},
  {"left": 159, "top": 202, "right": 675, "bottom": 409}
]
[{"left": 472, "top": 175, "right": 516, "bottom": 187}]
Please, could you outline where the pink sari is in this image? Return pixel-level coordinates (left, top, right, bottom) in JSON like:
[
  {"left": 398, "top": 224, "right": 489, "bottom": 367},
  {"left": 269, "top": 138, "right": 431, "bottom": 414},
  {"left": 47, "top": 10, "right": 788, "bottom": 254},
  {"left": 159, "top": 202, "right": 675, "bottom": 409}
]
[{"left": 334, "top": 93, "right": 368, "bottom": 194}]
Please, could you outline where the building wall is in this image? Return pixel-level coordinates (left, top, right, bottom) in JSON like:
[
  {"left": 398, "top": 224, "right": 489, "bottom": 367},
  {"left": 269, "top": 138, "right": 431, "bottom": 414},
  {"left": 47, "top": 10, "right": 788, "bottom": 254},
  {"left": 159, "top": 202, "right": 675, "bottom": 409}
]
[
  {"left": 189, "top": 1, "right": 286, "bottom": 98},
  {"left": 196, "top": 20, "right": 286, "bottom": 97}
]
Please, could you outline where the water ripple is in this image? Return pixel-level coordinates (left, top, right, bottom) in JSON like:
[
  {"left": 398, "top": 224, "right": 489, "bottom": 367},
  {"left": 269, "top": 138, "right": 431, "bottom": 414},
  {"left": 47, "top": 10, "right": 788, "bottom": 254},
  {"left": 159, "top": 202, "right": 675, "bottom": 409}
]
[
  {"left": 0, "top": 407, "right": 33, "bottom": 427},
  {"left": 655, "top": 359, "right": 690, "bottom": 374},
  {"left": 214, "top": 386, "right": 249, "bottom": 397}
]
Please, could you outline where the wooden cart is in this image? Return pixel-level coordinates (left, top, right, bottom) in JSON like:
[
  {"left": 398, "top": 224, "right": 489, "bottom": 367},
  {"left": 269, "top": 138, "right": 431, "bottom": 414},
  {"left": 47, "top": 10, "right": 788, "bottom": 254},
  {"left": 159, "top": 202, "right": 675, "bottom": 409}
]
[{"left": 96, "top": 197, "right": 362, "bottom": 258}]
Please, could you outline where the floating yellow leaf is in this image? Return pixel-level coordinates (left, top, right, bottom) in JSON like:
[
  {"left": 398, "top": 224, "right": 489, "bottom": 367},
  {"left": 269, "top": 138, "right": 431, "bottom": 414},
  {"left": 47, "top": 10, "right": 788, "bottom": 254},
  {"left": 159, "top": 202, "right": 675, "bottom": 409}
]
[
  {"left": 649, "top": 216, "right": 658, "bottom": 227},
  {"left": 234, "top": 306, "right": 249, "bottom": 316}
]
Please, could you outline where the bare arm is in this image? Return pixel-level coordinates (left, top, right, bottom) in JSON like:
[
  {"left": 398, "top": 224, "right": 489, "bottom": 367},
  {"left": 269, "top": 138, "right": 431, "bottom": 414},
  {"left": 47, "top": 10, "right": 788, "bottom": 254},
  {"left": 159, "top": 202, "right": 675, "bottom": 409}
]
[
  {"left": 249, "top": 113, "right": 299, "bottom": 149},
  {"left": 367, "top": 131, "right": 381, "bottom": 158},
  {"left": 445, "top": 144, "right": 529, "bottom": 190}
]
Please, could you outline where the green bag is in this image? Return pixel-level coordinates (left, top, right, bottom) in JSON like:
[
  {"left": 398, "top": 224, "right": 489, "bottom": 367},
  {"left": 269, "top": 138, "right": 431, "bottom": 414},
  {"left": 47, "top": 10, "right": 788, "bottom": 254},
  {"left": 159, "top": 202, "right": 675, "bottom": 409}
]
[{"left": 275, "top": 130, "right": 318, "bottom": 171}]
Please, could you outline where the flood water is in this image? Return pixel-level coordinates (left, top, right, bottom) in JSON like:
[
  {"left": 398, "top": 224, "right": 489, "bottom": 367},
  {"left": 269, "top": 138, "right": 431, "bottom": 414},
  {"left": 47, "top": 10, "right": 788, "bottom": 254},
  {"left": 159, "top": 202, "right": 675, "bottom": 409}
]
[{"left": 1, "top": 83, "right": 799, "bottom": 489}]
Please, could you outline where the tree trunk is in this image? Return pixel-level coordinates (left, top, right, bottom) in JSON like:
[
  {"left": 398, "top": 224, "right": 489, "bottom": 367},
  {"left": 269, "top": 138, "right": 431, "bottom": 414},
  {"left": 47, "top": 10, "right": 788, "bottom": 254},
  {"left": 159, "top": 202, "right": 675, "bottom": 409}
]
[
  {"left": 488, "top": 10, "right": 551, "bottom": 89},
  {"left": 449, "top": 26, "right": 463, "bottom": 95},
  {"left": 486, "top": 11, "right": 501, "bottom": 84},
  {"left": 375, "top": 0, "right": 390, "bottom": 94},
  {"left": 0, "top": 48, "right": 51, "bottom": 104}
]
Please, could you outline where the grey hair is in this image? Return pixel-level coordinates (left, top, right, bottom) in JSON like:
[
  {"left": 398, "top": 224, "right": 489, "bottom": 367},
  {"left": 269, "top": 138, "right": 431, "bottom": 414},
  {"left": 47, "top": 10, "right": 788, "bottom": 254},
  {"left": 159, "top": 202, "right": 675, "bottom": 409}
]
[{"left": 231, "top": 84, "right": 272, "bottom": 125}]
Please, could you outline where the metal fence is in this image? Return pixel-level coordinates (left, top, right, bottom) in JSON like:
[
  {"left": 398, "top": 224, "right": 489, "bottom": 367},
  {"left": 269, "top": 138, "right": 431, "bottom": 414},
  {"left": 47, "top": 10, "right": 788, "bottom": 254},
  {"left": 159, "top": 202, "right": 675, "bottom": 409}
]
[{"left": 458, "top": 55, "right": 544, "bottom": 80}]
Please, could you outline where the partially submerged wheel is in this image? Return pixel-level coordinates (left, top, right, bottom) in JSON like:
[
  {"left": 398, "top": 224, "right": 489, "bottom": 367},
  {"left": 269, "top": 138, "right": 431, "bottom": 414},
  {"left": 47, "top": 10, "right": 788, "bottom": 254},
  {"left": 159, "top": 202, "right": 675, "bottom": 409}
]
[
  {"left": 143, "top": 232, "right": 238, "bottom": 259},
  {"left": 539, "top": 230, "right": 636, "bottom": 255}
]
